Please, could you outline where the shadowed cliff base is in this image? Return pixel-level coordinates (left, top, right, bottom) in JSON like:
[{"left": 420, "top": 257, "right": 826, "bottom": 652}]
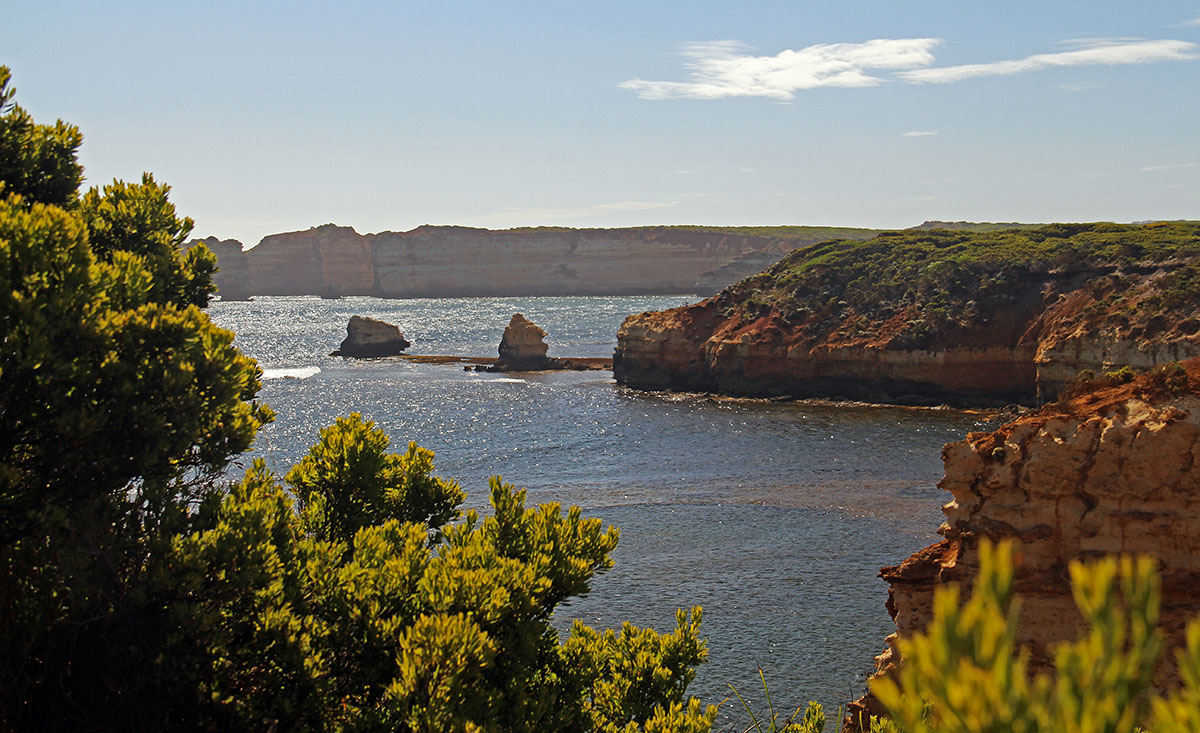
[{"left": 615, "top": 222, "right": 1200, "bottom": 407}]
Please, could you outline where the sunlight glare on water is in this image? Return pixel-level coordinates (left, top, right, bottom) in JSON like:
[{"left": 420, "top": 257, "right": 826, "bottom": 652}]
[{"left": 209, "top": 295, "right": 992, "bottom": 717}]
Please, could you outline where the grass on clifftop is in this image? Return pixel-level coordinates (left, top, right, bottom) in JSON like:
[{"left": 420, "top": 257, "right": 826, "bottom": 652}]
[{"left": 717, "top": 222, "right": 1200, "bottom": 349}]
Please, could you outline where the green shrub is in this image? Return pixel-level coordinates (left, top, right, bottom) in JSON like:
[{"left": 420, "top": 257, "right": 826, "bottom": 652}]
[
  {"left": 711, "top": 220, "right": 1200, "bottom": 343},
  {"left": 0, "top": 66, "right": 717, "bottom": 731},
  {"left": 867, "top": 540, "right": 1200, "bottom": 733},
  {"left": 1105, "top": 365, "right": 1138, "bottom": 384}
]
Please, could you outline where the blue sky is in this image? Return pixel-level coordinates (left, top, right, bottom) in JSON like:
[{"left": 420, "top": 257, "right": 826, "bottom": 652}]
[{"left": 5, "top": 1, "right": 1199, "bottom": 246}]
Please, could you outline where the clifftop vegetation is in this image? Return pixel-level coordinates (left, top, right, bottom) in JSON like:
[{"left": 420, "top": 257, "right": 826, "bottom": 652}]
[{"left": 717, "top": 222, "right": 1200, "bottom": 349}]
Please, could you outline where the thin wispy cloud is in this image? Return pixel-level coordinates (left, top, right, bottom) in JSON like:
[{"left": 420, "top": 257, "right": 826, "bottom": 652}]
[
  {"left": 1183, "top": 15, "right": 1200, "bottom": 27},
  {"left": 622, "top": 38, "right": 1197, "bottom": 99},
  {"left": 487, "top": 200, "right": 679, "bottom": 223},
  {"left": 619, "top": 39, "right": 940, "bottom": 100},
  {"left": 902, "top": 130, "right": 938, "bottom": 137},
  {"left": 899, "top": 39, "right": 1197, "bottom": 83},
  {"left": 1142, "top": 162, "right": 1198, "bottom": 172}
]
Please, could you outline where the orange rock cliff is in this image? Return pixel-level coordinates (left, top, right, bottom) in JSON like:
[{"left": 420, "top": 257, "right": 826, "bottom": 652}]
[
  {"left": 615, "top": 223, "right": 1200, "bottom": 405},
  {"left": 847, "top": 358, "right": 1200, "bottom": 724}
]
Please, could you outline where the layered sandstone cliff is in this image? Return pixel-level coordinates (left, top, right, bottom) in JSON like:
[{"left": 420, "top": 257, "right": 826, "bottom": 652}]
[
  {"left": 848, "top": 358, "right": 1200, "bottom": 724},
  {"left": 615, "top": 223, "right": 1200, "bottom": 405},
  {"left": 199, "top": 224, "right": 877, "bottom": 299},
  {"left": 243, "top": 225, "right": 375, "bottom": 296}
]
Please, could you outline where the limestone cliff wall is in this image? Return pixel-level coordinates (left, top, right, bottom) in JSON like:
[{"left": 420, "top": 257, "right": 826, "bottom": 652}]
[
  {"left": 197, "top": 225, "right": 829, "bottom": 298},
  {"left": 370, "top": 226, "right": 768, "bottom": 297},
  {"left": 693, "top": 250, "right": 789, "bottom": 296},
  {"left": 245, "top": 225, "right": 374, "bottom": 296},
  {"left": 848, "top": 359, "right": 1200, "bottom": 724}
]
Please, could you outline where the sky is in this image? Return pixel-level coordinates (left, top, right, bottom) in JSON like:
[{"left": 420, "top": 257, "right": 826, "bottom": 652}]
[{"left": 4, "top": 1, "right": 1199, "bottom": 247}]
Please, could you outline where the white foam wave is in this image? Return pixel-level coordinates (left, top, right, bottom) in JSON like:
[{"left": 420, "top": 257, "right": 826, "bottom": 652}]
[
  {"left": 262, "top": 366, "right": 321, "bottom": 380},
  {"left": 486, "top": 377, "right": 526, "bottom": 384}
]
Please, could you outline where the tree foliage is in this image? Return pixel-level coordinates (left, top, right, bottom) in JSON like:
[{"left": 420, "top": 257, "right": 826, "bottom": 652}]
[
  {"left": 0, "top": 66, "right": 715, "bottom": 731},
  {"left": 866, "top": 540, "right": 1200, "bottom": 733},
  {"left": 285, "top": 413, "right": 465, "bottom": 546},
  {"left": 80, "top": 172, "right": 216, "bottom": 307},
  {"left": 0, "top": 66, "right": 83, "bottom": 207}
]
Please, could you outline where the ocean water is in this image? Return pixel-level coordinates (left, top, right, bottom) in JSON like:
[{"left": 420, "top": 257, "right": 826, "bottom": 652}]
[{"left": 208, "top": 295, "right": 991, "bottom": 721}]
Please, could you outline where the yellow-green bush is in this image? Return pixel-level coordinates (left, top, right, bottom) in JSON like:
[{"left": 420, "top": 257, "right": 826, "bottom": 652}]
[
  {"left": 0, "top": 66, "right": 716, "bottom": 731},
  {"left": 868, "top": 541, "right": 1200, "bottom": 733}
]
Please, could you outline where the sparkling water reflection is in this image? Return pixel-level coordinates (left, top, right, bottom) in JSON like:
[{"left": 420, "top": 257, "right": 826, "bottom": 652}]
[{"left": 209, "top": 295, "right": 991, "bottom": 720}]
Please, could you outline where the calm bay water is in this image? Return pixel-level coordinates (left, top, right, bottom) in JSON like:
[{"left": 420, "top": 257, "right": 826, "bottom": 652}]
[{"left": 208, "top": 295, "right": 991, "bottom": 721}]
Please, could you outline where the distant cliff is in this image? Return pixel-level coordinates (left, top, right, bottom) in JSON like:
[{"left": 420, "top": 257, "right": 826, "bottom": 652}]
[
  {"left": 193, "top": 224, "right": 877, "bottom": 299},
  {"left": 847, "top": 358, "right": 1200, "bottom": 724},
  {"left": 614, "top": 222, "right": 1200, "bottom": 405}
]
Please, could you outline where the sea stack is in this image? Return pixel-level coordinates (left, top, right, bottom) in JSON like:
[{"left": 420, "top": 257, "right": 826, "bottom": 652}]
[
  {"left": 496, "top": 313, "right": 552, "bottom": 370},
  {"left": 331, "top": 315, "right": 411, "bottom": 357}
]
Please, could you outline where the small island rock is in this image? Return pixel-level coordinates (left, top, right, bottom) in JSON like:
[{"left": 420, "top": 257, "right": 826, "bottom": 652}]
[
  {"left": 331, "top": 315, "right": 411, "bottom": 357},
  {"left": 496, "top": 313, "right": 552, "bottom": 370}
]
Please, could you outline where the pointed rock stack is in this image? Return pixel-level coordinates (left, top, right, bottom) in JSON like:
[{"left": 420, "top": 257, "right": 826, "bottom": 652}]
[{"left": 496, "top": 313, "right": 553, "bottom": 370}]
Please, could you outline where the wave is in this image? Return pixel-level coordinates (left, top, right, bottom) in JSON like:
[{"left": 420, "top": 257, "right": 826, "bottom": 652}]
[{"left": 261, "top": 366, "right": 321, "bottom": 380}]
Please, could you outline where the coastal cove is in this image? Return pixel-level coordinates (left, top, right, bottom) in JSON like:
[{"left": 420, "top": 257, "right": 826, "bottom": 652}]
[{"left": 209, "top": 294, "right": 993, "bottom": 717}]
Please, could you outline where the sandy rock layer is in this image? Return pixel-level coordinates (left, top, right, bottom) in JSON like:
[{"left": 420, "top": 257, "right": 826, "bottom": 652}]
[{"left": 847, "top": 359, "right": 1200, "bottom": 726}]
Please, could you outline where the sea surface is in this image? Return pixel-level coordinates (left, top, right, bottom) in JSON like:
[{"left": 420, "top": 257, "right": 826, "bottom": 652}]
[{"left": 208, "top": 295, "right": 993, "bottom": 723}]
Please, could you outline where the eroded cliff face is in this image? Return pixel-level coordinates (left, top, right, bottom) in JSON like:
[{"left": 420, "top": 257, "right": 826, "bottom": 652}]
[
  {"left": 197, "top": 225, "right": 861, "bottom": 298},
  {"left": 371, "top": 226, "right": 774, "bottom": 297},
  {"left": 616, "top": 225, "right": 1200, "bottom": 405},
  {"left": 245, "top": 225, "right": 375, "bottom": 296},
  {"left": 848, "top": 360, "right": 1200, "bottom": 724},
  {"left": 614, "top": 286, "right": 1056, "bottom": 405}
]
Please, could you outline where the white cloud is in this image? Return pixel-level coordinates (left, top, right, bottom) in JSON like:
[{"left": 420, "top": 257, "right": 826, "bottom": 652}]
[
  {"left": 899, "top": 39, "right": 1197, "bottom": 83},
  {"left": 902, "top": 130, "right": 938, "bottom": 137},
  {"left": 622, "top": 37, "right": 1198, "bottom": 100},
  {"left": 1184, "top": 15, "right": 1200, "bottom": 27},
  {"left": 618, "top": 38, "right": 941, "bottom": 100},
  {"left": 1141, "top": 162, "right": 1198, "bottom": 172}
]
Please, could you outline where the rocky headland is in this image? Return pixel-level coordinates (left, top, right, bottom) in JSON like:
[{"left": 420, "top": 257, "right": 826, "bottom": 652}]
[
  {"left": 192, "top": 224, "right": 877, "bottom": 299},
  {"left": 615, "top": 222, "right": 1200, "bottom": 406},
  {"left": 847, "top": 357, "right": 1200, "bottom": 725}
]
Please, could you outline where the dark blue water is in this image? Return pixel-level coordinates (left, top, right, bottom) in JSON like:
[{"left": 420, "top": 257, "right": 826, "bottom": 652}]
[{"left": 209, "top": 295, "right": 990, "bottom": 722}]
